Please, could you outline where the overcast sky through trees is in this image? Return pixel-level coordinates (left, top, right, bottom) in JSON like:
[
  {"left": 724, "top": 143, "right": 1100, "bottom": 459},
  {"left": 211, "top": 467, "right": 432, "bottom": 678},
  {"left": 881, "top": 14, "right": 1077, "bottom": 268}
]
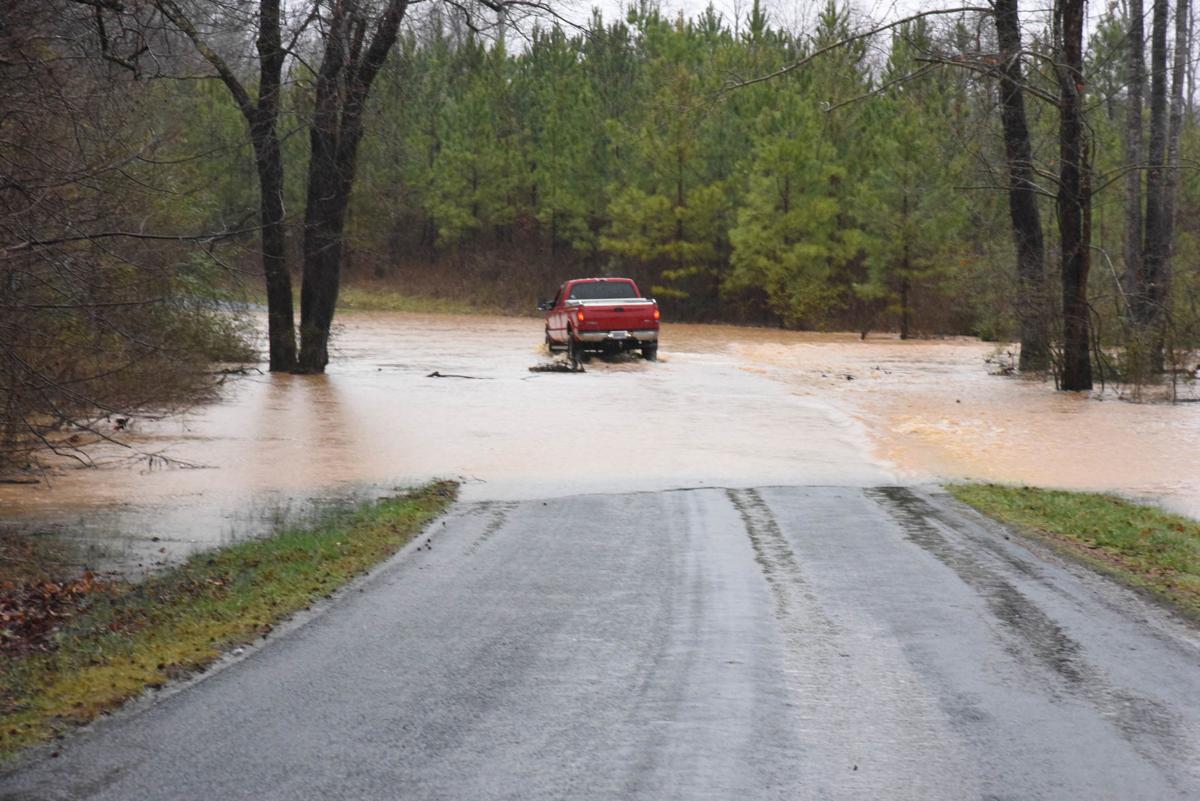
[{"left": 562, "top": 1, "right": 1109, "bottom": 38}]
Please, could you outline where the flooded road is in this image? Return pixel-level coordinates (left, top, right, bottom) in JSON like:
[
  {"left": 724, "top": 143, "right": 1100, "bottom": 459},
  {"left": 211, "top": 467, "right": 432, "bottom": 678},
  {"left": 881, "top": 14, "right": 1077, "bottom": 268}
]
[
  {"left": 2, "top": 311, "right": 1199, "bottom": 572},
  {"left": 727, "top": 331, "right": 1200, "bottom": 518}
]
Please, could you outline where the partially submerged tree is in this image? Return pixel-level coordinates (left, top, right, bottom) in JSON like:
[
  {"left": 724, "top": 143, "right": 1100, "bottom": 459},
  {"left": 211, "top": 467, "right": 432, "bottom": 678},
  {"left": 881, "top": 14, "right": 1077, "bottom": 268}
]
[
  {"left": 297, "top": 0, "right": 411, "bottom": 372},
  {"left": 1055, "top": 0, "right": 1094, "bottom": 390},
  {"left": 145, "top": 0, "right": 427, "bottom": 373},
  {"left": 1139, "top": 0, "right": 1171, "bottom": 343},
  {"left": 1120, "top": 0, "right": 1191, "bottom": 373},
  {"left": 148, "top": 0, "right": 301, "bottom": 372},
  {"left": 993, "top": 0, "right": 1050, "bottom": 371},
  {"left": 81, "top": 0, "right": 558, "bottom": 374}
]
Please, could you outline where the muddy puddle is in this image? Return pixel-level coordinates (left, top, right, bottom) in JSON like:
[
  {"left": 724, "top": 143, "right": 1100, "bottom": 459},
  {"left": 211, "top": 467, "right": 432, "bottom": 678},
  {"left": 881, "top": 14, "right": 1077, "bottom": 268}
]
[{"left": 2, "top": 311, "right": 1198, "bottom": 574}]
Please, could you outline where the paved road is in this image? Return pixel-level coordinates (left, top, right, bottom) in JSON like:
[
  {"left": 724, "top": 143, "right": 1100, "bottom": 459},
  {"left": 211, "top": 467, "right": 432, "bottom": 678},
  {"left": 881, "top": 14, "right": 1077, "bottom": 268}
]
[{"left": 4, "top": 486, "right": 1200, "bottom": 800}]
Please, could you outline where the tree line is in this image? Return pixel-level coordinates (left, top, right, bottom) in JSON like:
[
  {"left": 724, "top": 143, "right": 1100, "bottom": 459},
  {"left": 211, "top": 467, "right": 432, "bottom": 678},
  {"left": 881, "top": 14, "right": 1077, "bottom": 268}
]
[{"left": 171, "top": 0, "right": 1198, "bottom": 390}]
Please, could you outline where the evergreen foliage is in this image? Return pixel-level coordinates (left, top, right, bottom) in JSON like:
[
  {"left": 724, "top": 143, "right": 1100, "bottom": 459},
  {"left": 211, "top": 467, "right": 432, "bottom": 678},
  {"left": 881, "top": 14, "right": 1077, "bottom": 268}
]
[{"left": 151, "top": 0, "right": 1199, "bottom": 341}]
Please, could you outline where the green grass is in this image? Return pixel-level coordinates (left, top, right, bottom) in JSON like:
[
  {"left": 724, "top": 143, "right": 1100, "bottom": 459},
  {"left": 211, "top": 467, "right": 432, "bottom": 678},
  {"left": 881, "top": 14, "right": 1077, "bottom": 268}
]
[
  {"left": 238, "top": 283, "right": 499, "bottom": 316},
  {"left": 950, "top": 484, "right": 1200, "bottom": 619},
  {"left": 335, "top": 285, "right": 491, "bottom": 315},
  {"left": 0, "top": 480, "right": 457, "bottom": 763}
]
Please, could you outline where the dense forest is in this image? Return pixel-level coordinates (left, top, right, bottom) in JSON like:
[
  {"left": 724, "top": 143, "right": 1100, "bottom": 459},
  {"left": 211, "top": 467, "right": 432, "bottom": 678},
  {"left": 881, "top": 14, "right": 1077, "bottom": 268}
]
[
  {"left": 2, "top": 0, "right": 1199, "bottom": 462},
  {"left": 176, "top": 1, "right": 1198, "bottom": 361},
  {"left": 354, "top": 2, "right": 1002, "bottom": 337}
]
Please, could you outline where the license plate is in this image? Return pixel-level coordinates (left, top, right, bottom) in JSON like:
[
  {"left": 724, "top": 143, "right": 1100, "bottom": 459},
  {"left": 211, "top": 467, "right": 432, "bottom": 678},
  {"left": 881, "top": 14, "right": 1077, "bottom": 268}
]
[{"left": 609, "top": 330, "right": 629, "bottom": 340}]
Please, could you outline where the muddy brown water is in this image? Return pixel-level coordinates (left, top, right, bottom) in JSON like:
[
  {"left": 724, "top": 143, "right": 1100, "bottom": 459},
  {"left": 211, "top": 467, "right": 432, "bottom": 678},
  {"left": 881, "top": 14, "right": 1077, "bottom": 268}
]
[{"left": 2, "top": 311, "right": 1198, "bottom": 574}]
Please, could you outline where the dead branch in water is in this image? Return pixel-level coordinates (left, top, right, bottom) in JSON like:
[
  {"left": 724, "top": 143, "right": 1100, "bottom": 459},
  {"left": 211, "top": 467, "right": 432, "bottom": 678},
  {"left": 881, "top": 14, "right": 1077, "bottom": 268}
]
[{"left": 426, "top": 371, "right": 493, "bottom": 380}]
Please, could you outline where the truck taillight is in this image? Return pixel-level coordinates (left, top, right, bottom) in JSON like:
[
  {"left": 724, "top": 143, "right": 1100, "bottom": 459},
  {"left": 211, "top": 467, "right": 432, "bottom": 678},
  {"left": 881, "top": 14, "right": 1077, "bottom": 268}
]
[
  {"left": 653, "top": 308, "right": 661, "bottom": 321},
  {"left": 577, "top": 310, "right": 585, "bottom": 323}
]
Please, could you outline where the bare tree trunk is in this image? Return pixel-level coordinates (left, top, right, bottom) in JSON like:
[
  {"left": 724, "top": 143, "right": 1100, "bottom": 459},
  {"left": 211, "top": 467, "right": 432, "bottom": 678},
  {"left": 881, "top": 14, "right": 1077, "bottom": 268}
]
[
  {"left": 254, "top": 129, "right": 295, "bottom": 372},
  {"left": 253, "top": 0, "right": 297, "bottom": 372},
  {"left": 993, "top": 0, "right": 1050, "bottom": 371},
  {"left": 899, "top": 191, "right": 911, "bottom": 340},
  {"left": 1189, "top": 2, "right": 1196, "bottom": 120},
  {"left": 297, "top": 0, "right": 410, "bottom": 373},
  {"left": 1057, "top": 0, "right": 1093, "bottom": 391},
  {"left": 1141, "top": 0, "right": 1170, "bottom": 337},
  {"left": 1123, "top": 0, "right": 1145, "bottom": 320},
  {"left": 1161, "top": 0, "right": 1190, "bottom": 320},
  {"left": 297, "top": 2, "right": 353, "bottom": 374}
]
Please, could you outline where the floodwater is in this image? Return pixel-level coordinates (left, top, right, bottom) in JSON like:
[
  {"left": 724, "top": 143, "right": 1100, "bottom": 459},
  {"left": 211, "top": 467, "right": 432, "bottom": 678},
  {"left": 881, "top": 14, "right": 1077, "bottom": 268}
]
[
  {"left": 2, "top": 311, "right": 1198, "bottom": 573},
  {"left": 728, "top": 331, "right": 1200, "bottom": 517}
]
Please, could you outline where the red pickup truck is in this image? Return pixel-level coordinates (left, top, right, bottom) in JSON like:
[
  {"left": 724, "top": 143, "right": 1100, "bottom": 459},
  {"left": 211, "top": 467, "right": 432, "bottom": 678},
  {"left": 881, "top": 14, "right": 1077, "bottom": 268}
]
[{"left": 539, "top": 278, "right": 660, "bottom": 362}]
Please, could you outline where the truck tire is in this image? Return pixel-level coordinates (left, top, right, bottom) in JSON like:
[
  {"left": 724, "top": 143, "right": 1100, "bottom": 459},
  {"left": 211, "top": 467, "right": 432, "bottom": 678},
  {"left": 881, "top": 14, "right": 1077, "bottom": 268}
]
[
  {"left": 567, "top": 332, "right": 581, "bottom": 367},
  {"left": 642, "top": 344, "right": 658, "bottom": 362}
]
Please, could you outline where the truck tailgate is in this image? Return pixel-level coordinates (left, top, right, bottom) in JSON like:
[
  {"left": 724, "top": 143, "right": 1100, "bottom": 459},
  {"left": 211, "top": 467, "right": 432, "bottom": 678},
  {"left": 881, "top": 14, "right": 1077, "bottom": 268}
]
[{"left": 571, "top": 299, "right": 658, "bottom": 331}]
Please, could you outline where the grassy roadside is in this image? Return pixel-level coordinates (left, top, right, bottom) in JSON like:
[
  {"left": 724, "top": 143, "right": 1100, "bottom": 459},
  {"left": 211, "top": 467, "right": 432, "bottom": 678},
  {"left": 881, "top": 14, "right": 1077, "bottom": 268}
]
[
  {"left": 0, "top": 480, "right": 457, "bottom": 763},
  {"left": 949, "top": 484, "right": 1200, "bottom": 620},
  {"left": 335, "top": 285, "right": 493, "bottom": 315},
  {"left": 238, "top": 283, "right": 503, "bottom": 316}
]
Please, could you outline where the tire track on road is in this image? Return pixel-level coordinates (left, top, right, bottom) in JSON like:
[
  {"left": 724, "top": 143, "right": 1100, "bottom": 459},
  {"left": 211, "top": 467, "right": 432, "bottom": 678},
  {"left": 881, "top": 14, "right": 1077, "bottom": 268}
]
[
  {"left": 869, "top": 486, "right": 1193, "bottom": 783},
  {"left": 728, "top": 487, "right": 987, "bottom": 799},
  {"left": 726, "top": 488, "right": 842, "bottom": 646},
  {"left": 463, "top": 502, "right": 517, "bottom": 556}
]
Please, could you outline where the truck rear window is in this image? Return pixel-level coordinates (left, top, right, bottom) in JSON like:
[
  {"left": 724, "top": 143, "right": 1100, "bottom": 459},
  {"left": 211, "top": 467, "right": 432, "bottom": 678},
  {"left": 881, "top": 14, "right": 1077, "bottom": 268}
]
[{"left": 568, "top": 282, "right": 639, "bottom": 300}]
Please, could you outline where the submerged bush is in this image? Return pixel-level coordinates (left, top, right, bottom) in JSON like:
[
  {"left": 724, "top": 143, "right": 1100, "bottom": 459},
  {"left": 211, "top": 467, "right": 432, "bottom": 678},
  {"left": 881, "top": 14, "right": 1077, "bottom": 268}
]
[{"left": 0, "top": 256, "right": 255, "bottom": 467}]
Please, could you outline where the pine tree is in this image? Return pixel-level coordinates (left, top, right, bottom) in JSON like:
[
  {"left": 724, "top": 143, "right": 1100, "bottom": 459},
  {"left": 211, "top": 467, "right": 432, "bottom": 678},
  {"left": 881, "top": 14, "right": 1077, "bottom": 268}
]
[
  {"left": 727, "top": 95, "right": 865, "bottom": 327},
  {"left": 600, "top": 7, "right": 731, "bottom": 314},
  {"left": 855, "top": 23, "right": 965, "bottom": 338}
]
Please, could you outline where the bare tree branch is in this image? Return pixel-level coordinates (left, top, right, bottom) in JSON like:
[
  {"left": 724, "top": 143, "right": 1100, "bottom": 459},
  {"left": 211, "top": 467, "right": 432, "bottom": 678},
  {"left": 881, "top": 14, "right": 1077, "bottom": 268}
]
[{"left": 724, "top": 6, "right": 994, "bottom": 91}]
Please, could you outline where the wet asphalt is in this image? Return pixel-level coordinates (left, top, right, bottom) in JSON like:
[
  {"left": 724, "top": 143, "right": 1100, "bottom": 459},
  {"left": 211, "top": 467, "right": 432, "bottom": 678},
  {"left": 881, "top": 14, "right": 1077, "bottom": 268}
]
[{"left": 4, "top": 486, "right": 1200, "bottom": 800}]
